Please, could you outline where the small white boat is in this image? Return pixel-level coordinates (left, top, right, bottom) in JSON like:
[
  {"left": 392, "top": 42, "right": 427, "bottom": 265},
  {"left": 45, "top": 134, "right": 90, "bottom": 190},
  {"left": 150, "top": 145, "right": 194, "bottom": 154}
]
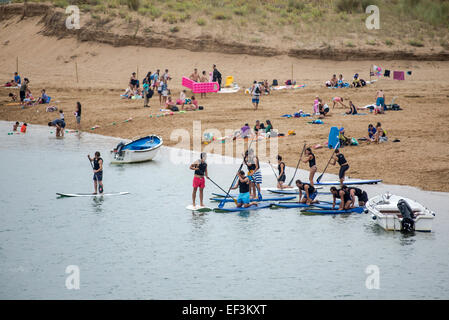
[
  {"left": 219, "top": 83, "right": 240, "bottom": 93},
  {"left": 366, "top": 192, "right": 435, "bottom": 232},
  {"left": 110, "top": 135, "right": 163, "bottom": 164}
]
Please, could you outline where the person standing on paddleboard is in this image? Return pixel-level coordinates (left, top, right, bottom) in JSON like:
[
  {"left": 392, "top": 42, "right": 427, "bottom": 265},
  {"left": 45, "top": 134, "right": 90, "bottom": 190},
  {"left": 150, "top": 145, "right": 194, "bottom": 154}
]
[
  {"left": 343, "top": 185, "right": 368, "bottom": 207},
  {"left": 88, "top": 152, "right": 104, "bottom": 195},
  {"left": 190, "top": 152, "right": 208, "bottom": 208},
  {"left": 295, "top": 179, "right": 318, "bottom": 205},
  {"left": 244, "top": 149, "right": 262, "bottom": 199},
  {"left": 330, "top": 149, "right": 349, "bottom": 186},
  {"left": 330, "top": 186, "right": 351, "bottom": 211},
  {"left": 302, "top": 148, "right": 317, "bottom": 187},
  {"left": 231, "top": 170, "right": 258, "bottom": 208}
]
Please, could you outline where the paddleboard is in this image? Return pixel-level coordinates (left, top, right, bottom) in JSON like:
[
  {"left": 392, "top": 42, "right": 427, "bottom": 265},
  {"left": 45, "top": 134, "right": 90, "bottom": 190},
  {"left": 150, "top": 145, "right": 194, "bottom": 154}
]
[
  {"left": 185, "top": 205, "right": 212, "bottom": 212},
  {"left": 211, "top": 196, "right": 295, "bottom": 203},
  {"left": 56, "top": 192, "right": 129, "bottom": 197},
  {"left": 315, "top": 179, "right": 382, "bottom": 186},
  {"left": 214, "top": 203, "right": 273, "bottom": 213},
  {"left": 328, "top": 126, "right": 340, "bottom": 149},
  {"left": 301, "top": 207, "right": 364, "bottom": 215},
  {"left": 275, "top": 202, "right": 333, "bottom": 209}
]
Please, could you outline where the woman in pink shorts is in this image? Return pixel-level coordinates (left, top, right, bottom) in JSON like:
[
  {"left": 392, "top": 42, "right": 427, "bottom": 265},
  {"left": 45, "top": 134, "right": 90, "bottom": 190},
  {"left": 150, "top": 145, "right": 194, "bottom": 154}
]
[
  {"left": 189, "top": 152, "right": 208, "bottom": 208},
  {"left": 332, "top": 96, "right": 347, "bottom": 109}
]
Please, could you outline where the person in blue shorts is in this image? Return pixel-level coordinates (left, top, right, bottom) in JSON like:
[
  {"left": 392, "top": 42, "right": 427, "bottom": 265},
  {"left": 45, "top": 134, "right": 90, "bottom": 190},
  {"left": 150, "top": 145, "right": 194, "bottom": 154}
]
[
  {"left": 231, "top": 170, "right": 258, "bottom": 208},
  {"left": 295, "top": 179, "right": 318, "bottom": 205},
  {"left": 250, "top": 81, "right": 262, "bottom": 110},
  {"left": 48, "top": 118, "right": 66, "bottom": 137}
]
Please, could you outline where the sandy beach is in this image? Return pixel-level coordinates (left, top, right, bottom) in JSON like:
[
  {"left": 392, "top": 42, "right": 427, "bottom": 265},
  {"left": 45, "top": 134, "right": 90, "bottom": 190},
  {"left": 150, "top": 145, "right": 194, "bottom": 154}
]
[{"left": 1, "top": 17, "right": 449, "bottom": 192}]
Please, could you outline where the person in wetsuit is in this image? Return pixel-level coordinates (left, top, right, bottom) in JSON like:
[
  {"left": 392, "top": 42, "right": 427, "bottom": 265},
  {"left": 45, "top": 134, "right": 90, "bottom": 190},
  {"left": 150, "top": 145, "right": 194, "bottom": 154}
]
[
  {"left": 244, "top": 149, "right": 262, "bottom": 199},
  {"left": 189, "top": 152, "right": 208, "bottom": 208},
  {"left": 295, "top": 179, "right": 318, "bottom": 205},
  {"left": 88, "top": 151, "right": 104, "bottom": 194},
  {"left": 330, "top": 186, "right": 351, "bottom": 210},
  {"left": 331, "top": 148, "right": 349, "bottom": 186},
  {"left": 231, "top": 170, "right": 258, "bottom": 208},
  {"left": 343, "top": 185, "right": 368, "bottom": 207},
  {"left": 302, "top": 147, "right": 317, "bottom": 187}
]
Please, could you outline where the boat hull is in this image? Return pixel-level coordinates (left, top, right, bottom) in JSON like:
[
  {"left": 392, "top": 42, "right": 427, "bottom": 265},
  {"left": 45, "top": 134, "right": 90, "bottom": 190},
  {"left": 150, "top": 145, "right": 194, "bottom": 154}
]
[{"left": 110, "top": 135, "right": 162, "bottom": 164}]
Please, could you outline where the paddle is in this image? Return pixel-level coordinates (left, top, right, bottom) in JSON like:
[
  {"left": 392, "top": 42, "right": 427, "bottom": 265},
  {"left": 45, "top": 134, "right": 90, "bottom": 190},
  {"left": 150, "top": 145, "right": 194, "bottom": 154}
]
[
  {"left": 316, "top": 142, "right": 340, "bottom": 183},
  {"left": 88, "top": 155, "right": 103, "bottom": 194},
  {"left": 288, "top": 143, "right": 306, "bottom": 186},
  {"left": 219, "top": 135, "right": 256, "bottom": 208},
  {"left": 267, "top": 161, "right": 279, "bottom": 180},
  {"left": 207, "top": 177, "right": 238, "bottom": 205}
]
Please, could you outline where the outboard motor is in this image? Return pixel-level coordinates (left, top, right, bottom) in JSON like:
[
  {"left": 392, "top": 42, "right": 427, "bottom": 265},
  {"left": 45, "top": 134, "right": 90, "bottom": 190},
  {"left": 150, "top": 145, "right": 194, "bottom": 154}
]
[
  {"left": 115, "top": 142, "right": 126, "bottom": 157},
  {"left": 397, "top": 199, "right": 415, "bottom": 232}
]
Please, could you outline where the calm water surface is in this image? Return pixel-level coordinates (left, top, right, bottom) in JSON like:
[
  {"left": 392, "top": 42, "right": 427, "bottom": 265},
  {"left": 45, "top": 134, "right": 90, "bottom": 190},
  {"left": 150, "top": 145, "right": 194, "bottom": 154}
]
[{"left": 1, "top": 121, "right": 448, "bottom": 299}]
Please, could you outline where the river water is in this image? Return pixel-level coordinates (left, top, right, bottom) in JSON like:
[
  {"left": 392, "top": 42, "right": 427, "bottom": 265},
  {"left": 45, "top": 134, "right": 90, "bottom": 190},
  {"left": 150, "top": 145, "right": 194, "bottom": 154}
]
[{"left": 1, "top": 121, "right": 448, "bottom": 299}]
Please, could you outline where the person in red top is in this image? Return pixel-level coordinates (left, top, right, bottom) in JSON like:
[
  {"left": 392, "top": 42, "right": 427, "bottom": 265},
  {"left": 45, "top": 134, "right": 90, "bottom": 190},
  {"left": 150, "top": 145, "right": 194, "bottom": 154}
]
[{"left": 20, "top": 123, "right": 27, "bottom": 133}]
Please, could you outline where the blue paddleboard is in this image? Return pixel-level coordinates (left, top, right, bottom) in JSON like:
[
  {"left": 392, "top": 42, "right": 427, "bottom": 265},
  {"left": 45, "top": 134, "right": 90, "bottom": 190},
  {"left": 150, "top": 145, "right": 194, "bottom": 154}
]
[
  {"left": 211, "top": 196, "right": 295, "bottom": 203},
  {"left": 315, "top": 179, "right": 382, "bottom": 186},
  {"left": 328, "top": 126, "right": 340, "bottom": 149},
  {"left": 300, "top": 207, "right": 364, "bottom": 214},
  {"left": 214, "top": 203, "right": 273, "bottom": 212}
]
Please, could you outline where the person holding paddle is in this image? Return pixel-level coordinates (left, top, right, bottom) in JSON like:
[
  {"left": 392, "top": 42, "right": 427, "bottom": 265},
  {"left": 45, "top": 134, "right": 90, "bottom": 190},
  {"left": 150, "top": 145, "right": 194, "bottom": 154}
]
[
  {"left": 244, "top": 149, "right": 262, "bottom": 199},
  {"left": 276, "top": 155, "right": 292, "bottom": 189},
  {"left": 88, "top": 152, "right": 104, "bottom": 195},
  {"left": 330, "top": 149, "right": 349, "bottom": 186},
  {"left": 302, "top": 148, "right": 317, "bottom": 187},
  {"left": 295, "top": 179, "right": 318, "bottom": 205},
  {"left": 231, "top": 170, "right": 258, "bottom": 208},
  {"left": 190, "top": 152, "right": 208, "bottom": 208}
]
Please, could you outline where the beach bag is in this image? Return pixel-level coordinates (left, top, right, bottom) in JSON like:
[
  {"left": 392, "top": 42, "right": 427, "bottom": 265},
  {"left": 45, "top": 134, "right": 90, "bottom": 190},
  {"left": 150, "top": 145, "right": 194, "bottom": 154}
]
[
  {"left": 171, "top": 106, "right": 179, "bottom": 112},
  {"left": 360, "top": 79, "right": 366, "bottom": 86},
  {"left": 285, "top": 80, "right": 292, "bottom": 85},
  {"left": 272, "top": 79, "right": 278, "bottom": 86},
  {"left": 350, "top": 138, "right": 359, "bottom": 146},
  {"left": 198, "top": 106, "right": 204, "bottom": 110},
  {"left": 254, "top": 85, "right": 261, "bottom": 94},
  {"left": 146, "top": 89, "right": 154, "bottom": 99}
]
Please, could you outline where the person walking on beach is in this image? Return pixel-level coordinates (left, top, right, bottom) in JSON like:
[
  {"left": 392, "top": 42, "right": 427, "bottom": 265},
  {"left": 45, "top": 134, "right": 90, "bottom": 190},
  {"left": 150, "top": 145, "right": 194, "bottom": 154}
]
[
  {"left": 88, "top": 152, "right": 104, "bottom": 194},
  {"left": 190, "top": 152, "right": 208, "bottom": 208},
  {"left": 19, "top": 78, "right": 29, "bottom": 103},
  {"left": 375, "top": 89, "right": 385, "bottom": 114},
  {"left": 330, "top": 148, "right": 349, "bottom": 186},
  {"left": 302, "top": 147, "right": 317, "bottom": 187},
  {"left": 250, "top": 81, "right": 262, "bottom": 110},
  {"left": 212, "top": 64, "right": 222, "bottom": 90}
]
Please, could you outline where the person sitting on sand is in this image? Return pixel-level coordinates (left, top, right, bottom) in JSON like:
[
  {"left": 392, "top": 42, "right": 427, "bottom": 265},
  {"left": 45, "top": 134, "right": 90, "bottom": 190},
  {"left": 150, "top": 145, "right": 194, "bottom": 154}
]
[
  {"left": 296, "top": 179, "right": 318, "bottom": 205},
  {"left": 36, "top": 89, "right": 49, "bottom": 104},
  {"left": 330, "top": 74, "right": 338, "bottom": 87},
  {"left": 366, "top": 124, "right": 376, "bottom": 142},
  {"left": 13, "top": 121, "right": 20, "bottom": 131},
  {"left": 48, "top": 118, "right": 66, "bottom": 137},
  {"left": 346, "top": 101, "right": 358, "bottom": 115},
  {"left": 165, "top": 96, "right": 177, "bottom": 111},
  {"left": 9, "top": 92, "right": 17, "bottom": 101},
  {"left": 318, "top": 103, "right": 330, "bottom": 118},
  {"left": 179, "top": 90, "right": 187, "bottom": 106},
  {"left": 313, "top": 96, "right": 321, "bottom": 114},
  {"left": 374, "top": 122, "right": 387, "bottom": 143},
  {"left": 265, "top": 120, "right": 273, "bottom": 136},
  {"left": 332, "top": 96, "right": 347, "bottom": 109},
  {"left": 263, "top": 80, "right": 270, "bottom": 95},
  {"left": 352, "top": 73, "right": 362, "bottom": 87},
  {"left": 13, "top": 72, "right": 21, "bottom": 86},
  {"left": 231, "top": 170, "right": 259, "bottom": 208},
  {"left": 233, "top": 123, "right": 251, "bottom": 140},
  {"left": 339, "top": 128, "right": 351, "bottom": 147},
  {"left": 337, "top": 74, "right": 344, "bottom": 88},
  {"left": 23, "top": 89, "right": 35, "bottom": 106},
  {"left": 184, "top": 96, "right": 198, "bottom": 111}
]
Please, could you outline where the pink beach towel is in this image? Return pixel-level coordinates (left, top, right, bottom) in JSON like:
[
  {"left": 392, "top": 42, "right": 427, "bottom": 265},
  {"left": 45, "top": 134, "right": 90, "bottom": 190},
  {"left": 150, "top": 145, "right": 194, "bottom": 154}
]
[{"left": 393, "top": 71, "right": 405, "bottom": 80}]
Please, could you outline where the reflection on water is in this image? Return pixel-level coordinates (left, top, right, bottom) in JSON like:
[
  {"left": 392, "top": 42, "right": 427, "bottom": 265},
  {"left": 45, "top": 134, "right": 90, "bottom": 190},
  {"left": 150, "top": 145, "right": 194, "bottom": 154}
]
[{"left": 1, "top": 121, "right": 449, "bottom": 299}]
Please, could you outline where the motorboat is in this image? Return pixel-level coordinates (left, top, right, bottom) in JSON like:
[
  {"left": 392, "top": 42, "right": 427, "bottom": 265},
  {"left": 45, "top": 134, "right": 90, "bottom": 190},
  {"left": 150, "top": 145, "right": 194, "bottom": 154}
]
[
  {"left": 366, "top": 192, "right": 435, "bottom": 232},
  {"left": 110, "top": 135, "right": 162, "bottom": 164}
]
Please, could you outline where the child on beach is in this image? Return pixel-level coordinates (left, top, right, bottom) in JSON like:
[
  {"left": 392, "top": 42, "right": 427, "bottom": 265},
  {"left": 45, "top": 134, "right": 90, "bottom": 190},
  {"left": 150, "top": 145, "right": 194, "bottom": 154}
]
[
  {"left": 75, "top": 102, "right": 81, "bottom": 129},
  {"left": 13, "top": 122, "right": 19, "bottom": 131},
  {"left": 20, "top": 123, "right": 27, "bottom": 133},
  {"left": 59, "top": 109, "right": 65, "bottom": 121}
]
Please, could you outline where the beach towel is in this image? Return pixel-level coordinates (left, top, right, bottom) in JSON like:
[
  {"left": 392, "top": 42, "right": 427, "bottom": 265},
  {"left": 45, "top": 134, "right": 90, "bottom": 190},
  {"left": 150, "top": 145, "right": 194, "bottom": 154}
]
[
  {"left": 384, "top": 70, "right": 390, "bottom": 77},
  {"left": 393, "top": 71, "right": 405, "bottom": 80}
]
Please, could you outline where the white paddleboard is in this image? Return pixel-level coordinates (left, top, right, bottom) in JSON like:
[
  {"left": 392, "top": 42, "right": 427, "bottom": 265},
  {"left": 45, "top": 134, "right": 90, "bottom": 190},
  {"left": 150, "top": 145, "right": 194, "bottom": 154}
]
[
  {"left": 56, "top": 192, "right": 129, "bottom": 197},
  {"left": 186, "top": 205, "right": 212, "bottom": 212}
]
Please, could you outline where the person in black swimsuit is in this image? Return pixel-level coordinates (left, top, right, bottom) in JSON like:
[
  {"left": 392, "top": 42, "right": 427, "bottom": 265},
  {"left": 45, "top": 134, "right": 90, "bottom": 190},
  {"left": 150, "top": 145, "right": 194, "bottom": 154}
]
[
  {"left": 231, "top": 170, "right": 258, "bottom": 208},
  {"left": 244, "top": 149, "right": 262, "bottom": 199},
  {"left": 88, "top": 151, "right": 104, "bottom": 194},
  {"left": 330, "top": 186, "right": 351, "bottom": 210},
  {"left": 295, "top": 179, "right": 318, "bottom": 204},
  {"left": 343, "top": 185, "right": 368, "bottom": 207},
  {"left": 331, "top": 149, "right": 349, "bottom": 186},
  {"left": 276, "top": 155, "right": 291, "bottom": 189},
  {"left": 302, "top": 147, "right": 317, "bottom": 187}
]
